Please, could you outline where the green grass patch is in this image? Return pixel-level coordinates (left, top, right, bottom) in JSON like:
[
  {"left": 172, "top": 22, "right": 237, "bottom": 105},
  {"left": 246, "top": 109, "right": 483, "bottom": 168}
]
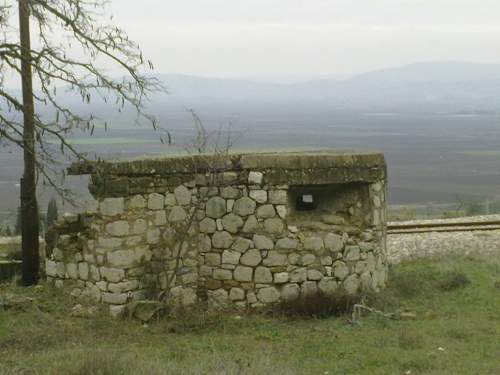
[{"left": 1, "top": 255, "right": 500, "bottom": 374}]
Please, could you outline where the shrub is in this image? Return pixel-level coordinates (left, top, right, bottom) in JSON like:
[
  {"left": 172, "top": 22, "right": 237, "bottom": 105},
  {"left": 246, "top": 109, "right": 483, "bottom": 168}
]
[{"left": 270, "top": 290, "right": 363, "bottom": 319}]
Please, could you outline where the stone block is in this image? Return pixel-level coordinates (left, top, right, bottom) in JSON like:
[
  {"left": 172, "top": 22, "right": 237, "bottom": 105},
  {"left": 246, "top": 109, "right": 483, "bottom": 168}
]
[
  {"left": 303, "top": 236, "right": 324, "bottom": 253},
  {"left": 307, "top": 269, "right": 323, "bottom": 281},
  {"left": 222, "top": 250, "right": 241, "bottom": 265},
  {"left": 242, "top": 215, "right": 259, "bottom": 233},
  {"left": 148, "top": 193, "right": 164, "bottom": 210},
  {"left": 263, "top": 251, "right": 287, "bottom": 266},
  {"left": 213, "top": 268, "right": 232, "bottom": 280},
  {"left": 231, "top": 237, "right": 253, "bottom": 253},
  {"left": 256, "top": 204, "right": 275, "bottom": 218},
  {"left": 248, "top": 171, "right": 263, "bottom": 185},
  {"left": 229, "top": 287, "right": 245, "bottom": 301},
  {"left": 249, "top": 190, "right": 267, "bottom": 203},
  {"left": 222, "top": 213, "right": 244, "bottom": 234},
  {"left": 240, "top": 249, "right": 262, "bottom": 266},
  {"left": 324, "top": 233, "right": 344, "bottom": 252},
  {"left": 131, "top": 219, "right": 147, "bottom": 235},
  {"left": 220, "top": 186, "right": 241, "bottom": 199},
  {"left": 254, "top": 267, "right": 272, "bottom": 283},
  {"left": 257, "top": 287, "right": 280, "bottom": 303},
  {"left": 333, "top": 261, "right": 349, "bottom": 280},
  {"left": 100, "top": 267, "right": 125, "bottom": 282},
  {"left": 276, "top": 205, "right": 287, "bottom": 219},
  {"left": 273, "top": 272, "right": 289, "bottom": 283},
  {"left": 200, "top": 217, "right": 216, "bottom": 233},
  {"left": 128, "top": 195, "right": 146, "bottom": 209},
  {"left": 233, "top": 197, "right": 256, "bottom": 216},
  {"left": 102, "top": 292, "right": 128, "bottom": 305},
  {"left": 268, "top": 190, "right": 287, "bottom": 204},
  {"left": 100, "top": 198, "right": 124, "bottom": 216},
  {"left": 253, "top": 234, "right": 274, "bottom": 250},
  {"left": 345, "top": 246, "right": 361, "bottom": 261},
  {"left": 78, "top": 262, "right": 89, "bottom": 280},
  {"left": 212, "top": 231, "right": 234, "bottom": 249},
  {"left": 106, "top": 221, "right": 129, "bottom": 237},
  {"left": 281, "top": 283, "right": 300, "bottom": 300},
  {"left": 174, "top": 185, "right": 192, "bottom": 205},
  {"left": 206, "top": 197, "right": 227, "bottom": 219},
  {"left": 276, "top": 238, "right": 298, "bottom": 251},
  {"left": 301, "top": 281, "right": 318, "bottom": 296},
  {"left": 107, "top": 250, "right": 137, "bottom": 268},
  {"left": 264, "top": 218, "right": 284, "bottom": 234},
  {"left": 234, "top": 266, "right": 253, "bottom": 282},
  {"left": 318, "top": 277, "right": 338, "bottom": 295},
  {"left": 343, "top": 274, "right": 359, "bottom": 294},
  {"left": 169, "top": 206, "right": 187, "bottom": 223}
]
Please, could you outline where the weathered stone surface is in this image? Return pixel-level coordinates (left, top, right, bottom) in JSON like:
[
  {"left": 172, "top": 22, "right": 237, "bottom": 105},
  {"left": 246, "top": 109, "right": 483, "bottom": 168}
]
[
  {"left": 343, "top": 274, "right": 360, "bottom": 294},
  {"left": 257, "top": 287, "right": 280, "bottom": 303},
  {"left": 240, "top": 249, "right": 262, "bottom": 266},
  {"left": 212, "top": 231, "right": 234, "bottom": 249},
  {"left": 248, "top": 171, "right": 263, "bottom": 185},
  {"left": 304, "top": 237, "right": 325, "bottom": 253},
  {"left": 231, "top": 237, "right": 253, "bottom": 253},
  {"left": 213, "top": 268, "right": 232, "bottom": 280},
  {"left": 273, "top": 272, "right": 289, "bottom": 283},
  {"left": 154, "top": 210, "right": 167, "bottom": 226},
  {"left": 146, "top": 228, "right": 161, "bottom": 244},
  {"left": 148, "top": 193, "right": 164, "bottom": 210},
  {"left": 321, "top": 214, "right": 345, "bottom": 225},
  {"left": 233, "top": 197, "right": 256, "bottom": 216},
  {"left": 242, "top": 215, "right": 259, "bottom": 232},
  {"left": 307, "top": 269, "right": 323, "bottom": 281},
  {"left": 300, "top": 254, "right": 316, "bottom": 266},
  {"left": 222, "top": 213, "right": 244, "bottom": 234},
  {"left": 229, "top": 287, "right": 245, "bottom": 301},
  {"left": 174, "top": 185, "right": 192, "bottom": 205},
  {"left": 66, "top": 263, "right": 78, "bottom": 279},
  {"left": 206, "top": 197, "right": 227, "bottom": 219},
  {"left": 268, "top": 190, "right": 287, "bottom": 204},
  {"left": 256, "top": 204, "right": 275, "bottom": 218},
  {"left": 169, "top": 206, "right": 187, "bottom": 223},
  {"left": 333, "top": 261, "right": 349, "bottom": 280},
  {"left": 264, "top": 218, "right": 284, "bottom": 234},
  {"left": 102, "top": 292, "right": 127, "bottom": 305},
  {"left": 98, "top": 237, "right": 122, "bottom": 249},
  {"left": 324, "top": 233, "right": 344, "bottom": 252},
  {"left": 206, "top": 253, "right": 221, "bottom": 266},
  {"left": 249, "top": 190, "right": 267, "bottom": 203},
  {"left": 100, "top": 267, "right": 125, "bottom": 282},
  {"left": 318, "top": 277, "right": 338, "bottom": 295},
  {"left": 254, "top": 266, "right": 272, "bottom": 283},
  {"left": 199, "top": 217, "right": 216, "bottom": 234},
  {"left": 131, "top": 219, "right": 147, "bottom": 235},
  {"left": 78, "top": 263, "right": 89, "bottom": 280},
  {"left": 253, "top": 234, "right": 274, "bottom": 250},
  {"left": 108, "top": 280, "right": 139, "bottom": 294},
  {"left": 276, "top": 205, "right": 287, "bottom": 219},
  {"left": 222, "top": 250, "right": 241, "bottom": 265},
  {"left": 106, "top": 221, "right": 129, "bottom": 237},
  {"left": 233, "top": 266, "right": 253, "bottom": 282},
  {"left": 220, "top": 186, "right": 241, "bottom": 199},
  {"left": 345, "top": 246, "right": 361, "bottom": 261},
  {"left": 128, "top": 195, "right": 146, "bottom": 209},
  {"left": 281, "top": 283, "right": 300, "bottom": 300},
  {"left": 100, "top": 198, "right": 124, "bottom": 216},
  {"left": 276, "top": 238, "right": 298, "bottom": 251},
  {"left": 263, "top": 251, "right": 287, "bottom": 266},
  {"left": 107, "top": 250, "right": 137, "bottom": 268},
  {"left": 290, "top": 268, "right": 307, "bottom": 283}
]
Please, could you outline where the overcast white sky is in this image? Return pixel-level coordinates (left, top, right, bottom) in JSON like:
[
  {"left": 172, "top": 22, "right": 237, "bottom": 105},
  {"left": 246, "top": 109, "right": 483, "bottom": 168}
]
[{"left": 104, "top": 0, "right": 500, "bottom": 81}]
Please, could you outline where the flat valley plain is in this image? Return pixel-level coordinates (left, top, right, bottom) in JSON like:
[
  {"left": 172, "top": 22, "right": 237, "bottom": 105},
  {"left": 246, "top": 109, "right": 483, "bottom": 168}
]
[{"left": 1, "top": 105, "right": 500, "bottom": 222}]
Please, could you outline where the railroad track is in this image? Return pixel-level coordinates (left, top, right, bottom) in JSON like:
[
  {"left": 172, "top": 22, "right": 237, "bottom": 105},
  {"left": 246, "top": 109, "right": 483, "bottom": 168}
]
[{"left": 387, "top": 220, "right": 500, "bottom": 234}]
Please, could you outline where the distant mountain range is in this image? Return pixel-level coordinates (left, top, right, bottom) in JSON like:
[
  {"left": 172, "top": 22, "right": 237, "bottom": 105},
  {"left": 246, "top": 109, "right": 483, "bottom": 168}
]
[
  {"left": 4, "top": 62, "right": 500, "bottom": 114},
  {"left": 152, "top": 62, "right": 500, "bottom": 113}
]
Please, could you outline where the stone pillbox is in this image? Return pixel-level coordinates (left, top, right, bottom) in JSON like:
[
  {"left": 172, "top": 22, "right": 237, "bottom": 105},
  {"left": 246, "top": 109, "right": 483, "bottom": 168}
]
[{"left": 46, "top": 150, "right": 388, "bottom": 315}]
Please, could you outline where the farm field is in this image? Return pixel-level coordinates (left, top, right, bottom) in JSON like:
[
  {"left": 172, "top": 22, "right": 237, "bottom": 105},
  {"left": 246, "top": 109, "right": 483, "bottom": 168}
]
[{"left": 1, "top": 255, "right": 499, "bottom": 375}]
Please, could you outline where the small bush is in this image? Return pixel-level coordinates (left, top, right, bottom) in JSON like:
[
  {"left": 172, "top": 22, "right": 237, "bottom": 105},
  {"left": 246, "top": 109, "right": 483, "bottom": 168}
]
[
  {"left": 270, "top": 291, "right": 363, "bottom": 319},
  {"left": 439, "top": 270, "right": 471, "bottom": 291}
]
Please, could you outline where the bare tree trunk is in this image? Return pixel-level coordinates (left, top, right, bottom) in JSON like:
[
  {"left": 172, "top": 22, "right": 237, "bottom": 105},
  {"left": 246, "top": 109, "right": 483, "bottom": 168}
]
[{"left": 19, "top": 0, "right": 40, "bottom": 286}]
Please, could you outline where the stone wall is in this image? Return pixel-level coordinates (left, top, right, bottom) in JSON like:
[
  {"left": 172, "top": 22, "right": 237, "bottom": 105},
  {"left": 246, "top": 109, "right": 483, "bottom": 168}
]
[{"left": 45, "top": 151, "right": 387, "bottom": 315}]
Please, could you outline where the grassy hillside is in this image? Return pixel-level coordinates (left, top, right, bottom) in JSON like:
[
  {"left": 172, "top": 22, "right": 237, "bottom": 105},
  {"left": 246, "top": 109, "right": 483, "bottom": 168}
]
[{"left": 1, "top": 255, "right": 499, "bottom": 374}]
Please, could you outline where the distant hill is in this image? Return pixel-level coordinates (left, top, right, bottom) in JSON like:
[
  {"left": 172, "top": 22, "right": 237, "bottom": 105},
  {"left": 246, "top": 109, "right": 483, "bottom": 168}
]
[{"left": 153, "top": 62, "right": 500, "bottom": 113}]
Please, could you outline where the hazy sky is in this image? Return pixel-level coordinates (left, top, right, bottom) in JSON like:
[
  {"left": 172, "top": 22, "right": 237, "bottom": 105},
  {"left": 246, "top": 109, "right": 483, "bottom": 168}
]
[{"left": 105, "top": 0, "right": 500, "bottom": 81}]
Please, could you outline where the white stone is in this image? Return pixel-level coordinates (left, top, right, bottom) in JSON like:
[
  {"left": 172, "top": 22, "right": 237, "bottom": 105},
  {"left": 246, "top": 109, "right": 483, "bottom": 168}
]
[
  {"left": 333, "top": 261, "right": 349, "bottom": 280},
  {"left": 222, "top": 250, "right": 241, "bottom": 265},
  {"left": 240, "top": 249, "right": 262, "bottom": 266},
  {"left": 169, "top": 206, "right": 187, "bottom": 223},
  {"left": 221, "top": 213, "right": 244, "bottom": 234},
  {"left": 212, "top": 231, "right": 234, "bottom": 249},
  {"left": 256, "top": 204, "right": 276, "bottom": 218},
  {"left": 213, "top": 268, "right": 232, "bottom": 280},
  {"left": 174, "top": 185, "right": 192, "bottom": 206},
  {"left": 248, "top": 171, "right": 263, "bottom": 185},
  {"left": 324, "top": 233, "right": 344, "bottom": 252},
  {"left": 148, "top": 193, "right": 164, "bottom": 210},
  {"left": 254, "top": 267, "right": 272, "bottom": 283},
  {"left": 273, "top": 272, "right": 289, "bottom": 283},
  {"left": 199, "top": 217, "right": 216, "bottom": 233},
  {"left": 249, "top": 190, "right": 267, "bottom": 203},
  {"left": 229, "top": 287, "right": 245, "bottom": 301},
  {"left": 78, "top": 262, "right": 89, "bottom": 280},
  {"left": 107, "top": 250, "right": 137, "bottom": 268},
  {"left": 253, "top": 234, "right": 274, "bottom": 250},
  {"left": 234, "top": 266, "right": 253, "bottom": 282},
  {"left": 276, "top": 205, "right": 287, "bottom": 219},
  {"left": 263, "top": 251, "right": 287, "bottom": 266},
  {"left": 206, "top": 197, "right": 227, "bottom": 218},
  {"left": 100, "top": 267, "right": 125, "bottom": 282},
  {"left": 233, "top": 197, "right": 256, "bottom": 216},
  {"left": 100, "top": 198, "right": 124, "bottom": 216},
  {"left": 106, "top": 221, "right": 129, "bottom": 237},
  {"left": 318, "top": 277, "right": 338, "bottom": 295},
  {"left": 268, "top": 190, "right": 287, "bottom": 204},
  {"left": 257, "top": 287, "right": 280, "bottom": 303}
]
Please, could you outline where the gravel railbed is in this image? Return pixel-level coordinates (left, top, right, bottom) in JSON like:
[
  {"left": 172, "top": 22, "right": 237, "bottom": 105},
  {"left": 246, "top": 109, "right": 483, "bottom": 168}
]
[{"left": 387, "top": 216, "right": 500, "bottom": 264}]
